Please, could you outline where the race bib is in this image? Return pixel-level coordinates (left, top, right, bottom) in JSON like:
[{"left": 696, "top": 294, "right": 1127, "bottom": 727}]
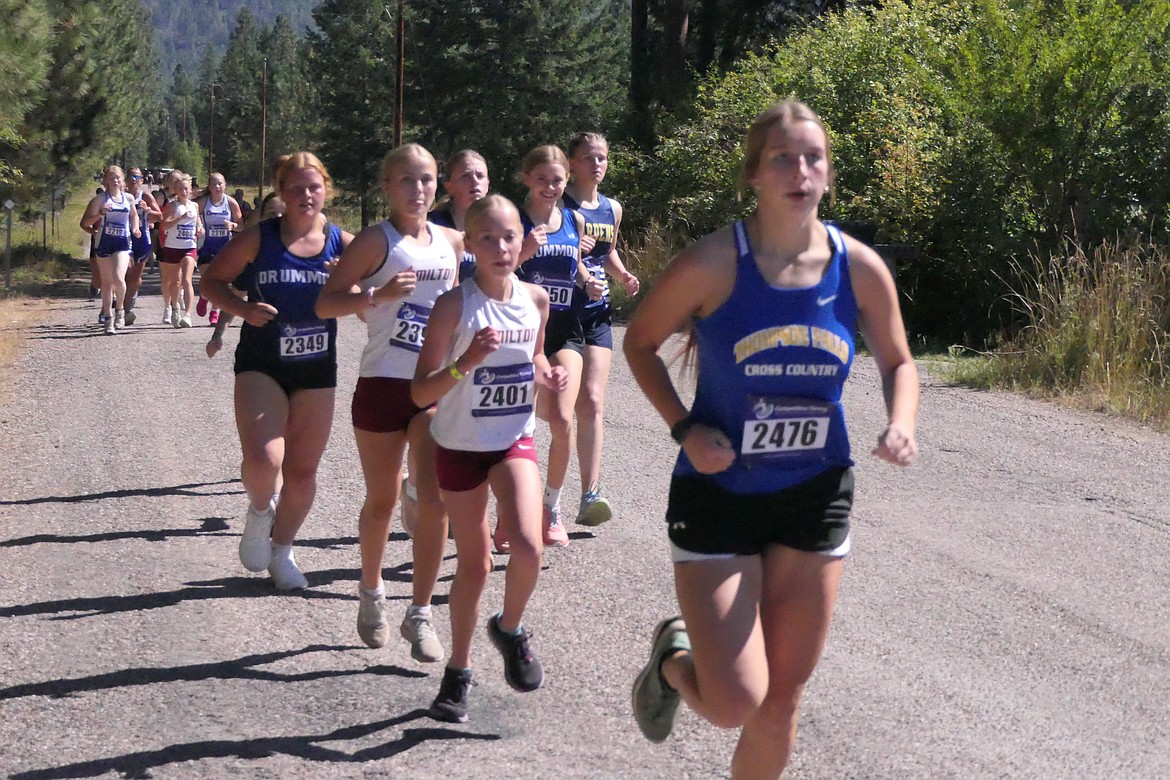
[
  {"left": 472, "top": 363, "right": 534, "bottom": 418},
  {"left": 176, "top": 223, "right": 196, "bottom": 241},
  {"left": 543, "top": 279, "right": 574, "bottom": 311},
  {"left": 279, "top": 322, "right": 329, "bottom": 361},
  {"left": 741, "top": 395, "right": 834, "bottom": 466},
  {"left": 389, "top": 302, "right": 430, "bottom": 353},
  {"left": 105, "top": 224, "right": 127, "bottom": 237},
  {"left": 208, "top": 226, "right": 229, "bottom": 238}
]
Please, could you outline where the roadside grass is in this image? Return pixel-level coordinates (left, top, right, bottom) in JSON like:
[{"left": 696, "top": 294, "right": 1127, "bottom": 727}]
[
  {"left": 938, "top": 239, "right": 1170, "bottom": 431},
  {"left": 1, "top": 192, "right": 91, "bottom": 399}
]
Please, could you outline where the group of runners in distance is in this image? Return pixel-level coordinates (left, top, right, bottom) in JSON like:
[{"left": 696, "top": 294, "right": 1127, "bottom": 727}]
[
  {"left": 83, "top": 100, "right": 921, "bottom": 779},
  {"left": 82, "top": 167, "right": 254, "bottom": 338}
]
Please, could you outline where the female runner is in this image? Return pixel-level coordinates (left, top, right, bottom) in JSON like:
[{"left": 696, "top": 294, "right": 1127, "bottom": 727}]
[
  {"left": 624, "top": 101, "right": 919, "bottom": 778},
  {"left": 316, "top": 143, "right": 460, "bottom": 661},
  {"left": 158, "top": 173, "right": 202, "bottom": 328},
  {"left": 200, "top": 152, "right": 354, "bottom": 589},
  {"left": 412, "top": 194, "right": 567, "bottom": 722},
  {"left": 80, "top": 166, "right": 141, "bottom": 334},
  {"left": 196, "top": 173, "right": 244, "bottom": 325}
]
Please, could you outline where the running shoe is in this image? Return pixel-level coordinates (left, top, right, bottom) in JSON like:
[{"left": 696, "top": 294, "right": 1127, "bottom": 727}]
[
  {"left": 492, "top": 520, "right": 510, "bottom": 554},
  {"left": 632, "top": 616, "right": 690, "bottom": 743},
  {"left": 238, "top": 500, "right": 275, "bottom": 572},
  {"left": 576, "top": 489, "right": 613, "bottom": 527},
  {"left": 208, "top": 309, "right": 219, "bottom": 325},
  {"left": 429, "top": 667, "right": 474, "bottom": 723},
  {"left": 179, "top": 314, "right": 192, "bottom": 328},
  {"left": 171, "top": 308, "right": 180, "bottom": 328},
  {"left": 543, "top": 502, "right": 569, "bottom": 548},
  {"left": 268, "top": 544, "right": 308, "bottom": 590},
  {"left": 97, "top": 311, "right": 109, "bottom": 326},
  {"left": 123, "top": 309, "right": 136, "bottom": 326},
  {"left": 400, "top": 607, "right": 444, "bottom": 662},
  {"left": 356, "top": 587, "right": 390, "bottom": 648},
  {"left": 103, "top": 317, "right": 116, "bottom": 336},
  {"left": 162, "top": 305, "right": 172, "bottom": 324},
  {"left": 114, "top": 310, "right": 124, "bottom": 329},
  {"left": 487, "top": 614, "right": 543, "bottom": 692},
  {"left": 196, "top": 296, "right": 208, "bottom": 317},
  {"left": 400, "top": 474, "right": 418, "bottom": 538}
]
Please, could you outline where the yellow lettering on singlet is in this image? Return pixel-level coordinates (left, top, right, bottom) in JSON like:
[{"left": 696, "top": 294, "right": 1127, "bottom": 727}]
[
  {"left": 810, "top": 327, "right": 850, "bottom": 363},
  {"left": 733, "top": 325, "right": 810, "bottom": 363}
]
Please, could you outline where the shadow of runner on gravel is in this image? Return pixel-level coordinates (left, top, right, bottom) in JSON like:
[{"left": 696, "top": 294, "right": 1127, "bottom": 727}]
[
  {"left": 0, "top": 516, "right": 232, "bottom": 547},
  {"left": 0, "top": 479, "right": 244, "bottom": 506},
  {"left": 9, "top": 709, "right": 500, "bottom": 780},
  {"left": 0, "top": 575, "right": 350, "bottom": 620},
  {"left": 0, "top": 644, "right": 425, "bottom": 701}
]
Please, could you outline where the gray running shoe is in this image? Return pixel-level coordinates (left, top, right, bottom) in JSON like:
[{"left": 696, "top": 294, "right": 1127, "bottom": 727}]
[
  {"left": 576, "top": 489, "right": 613, "bottom": 527},
  {"left": 123, "top": 308, "right": 136, "bottom": 326},
  {"left": 632, "top": 616, "right": 690, "bottom": 743},
  {"left": 429, "top": 667, "right": 474, "bottom": 723},
  {"left": 487, "top": 614, "right": 543, "bottom": 692},
  {"left": 401, "top": 608, "right": 443, "bottom": 662},
  {"left": 357, "top": 588, "right": 390, "bottom": 648}
]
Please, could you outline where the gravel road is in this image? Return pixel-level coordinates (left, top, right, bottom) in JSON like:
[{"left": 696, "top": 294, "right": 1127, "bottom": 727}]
[{"left": 0, "top": 277, "right": 1167, "bottom": 779}]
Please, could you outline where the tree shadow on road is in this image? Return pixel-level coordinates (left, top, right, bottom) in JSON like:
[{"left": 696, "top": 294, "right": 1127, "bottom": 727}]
[
  {"left": 0, "top": 573, "right": 350, "bottom": 620},
  {"left": 0, "top": 643, "right": 424, "bottom": 702},
  {"left": 10, "top": 709, "right": 499, "bottom": 779},
  {"left": 0, "top": 478, "right": 243, "bottom": 507},
  {"left": 0, "top": 516, "right": 232, "bottom": 547}
]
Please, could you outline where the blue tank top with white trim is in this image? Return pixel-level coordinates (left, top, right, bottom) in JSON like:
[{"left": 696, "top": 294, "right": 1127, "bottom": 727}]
[
  {"left": 518, "top": 207, "right": 578, "bottom": 314},
  {"left": 562, "top": 191, "right": 614, "bottom": 316},
  {"left": 234, "top": 218, "right": 344, "bottom": 368},
  {"left": 95, "top": 192, "right": 134, "bottom": 256},
  {"left": 673, "top": 221, "right": 857, "bottom": 493},
  {"left": 200, "top": 196, "right": 233, "bottom": 258}
]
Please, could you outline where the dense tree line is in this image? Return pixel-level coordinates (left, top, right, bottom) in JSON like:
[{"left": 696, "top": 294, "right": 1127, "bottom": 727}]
[{"left": 5, "top": 0, "right": 1167, "bottom": 347}]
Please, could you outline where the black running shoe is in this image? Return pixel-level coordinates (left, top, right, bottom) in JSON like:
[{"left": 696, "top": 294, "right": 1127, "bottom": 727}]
[
  {"left": 429, "top": 667, "right": 474, "bottom": 723},
  {"left": 487, "top": 614, "right": 544, "bottom": 692}
]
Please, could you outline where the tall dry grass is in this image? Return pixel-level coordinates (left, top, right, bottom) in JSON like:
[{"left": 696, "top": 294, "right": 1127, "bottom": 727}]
[{"left": 954, "top": 239, "right": 1170, "bottom": 429}]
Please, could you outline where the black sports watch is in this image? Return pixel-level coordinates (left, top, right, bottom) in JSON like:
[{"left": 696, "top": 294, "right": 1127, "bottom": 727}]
[{"left": 670, "top": 415, "right": 699, "bottom": 444}]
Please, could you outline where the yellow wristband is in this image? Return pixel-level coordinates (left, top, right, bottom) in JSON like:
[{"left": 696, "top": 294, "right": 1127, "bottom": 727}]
[{"left": 448, "top": 362, "right": 465, "bottom": 381}]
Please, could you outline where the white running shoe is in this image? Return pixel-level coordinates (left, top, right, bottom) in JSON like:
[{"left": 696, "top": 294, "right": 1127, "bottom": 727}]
[
  {"left": 400, "top": 607, "right": 444, "bottom": 662},
  {"left": 171, "top": 308, "right": 181, "bottom": 328},
  {"left": 103, "top": 317, "right": 116, "bottom": 335},
  {"left": 400, "top": 474, "right": 418, "bottom": 538},
  {"left": 268, "top": 544, "right": 308, "bottom": 590},
  {"left": 163, "top": 305, "right": 172, "bottom": 324},
  {"left": 114, "top": 310, "right": 125, "bottom": 329},
  {"left": 357, "top": 588, "right": 390, "bottom": 648},
  {"left": 179, "top": 314, "right": 192, "bottom": 328},
  {"left": 238, "top": 500, "right": 276, "bottom": 572}
]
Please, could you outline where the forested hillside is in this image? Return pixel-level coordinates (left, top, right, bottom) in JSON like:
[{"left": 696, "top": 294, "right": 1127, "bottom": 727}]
[{"left": 143, "top": 0, "right": 315, "bottom": 74}]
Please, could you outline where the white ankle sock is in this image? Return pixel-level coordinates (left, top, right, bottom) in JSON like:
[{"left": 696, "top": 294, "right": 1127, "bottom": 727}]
[{"left": 543, "top": 485, "right": 561, "bottom": 507}]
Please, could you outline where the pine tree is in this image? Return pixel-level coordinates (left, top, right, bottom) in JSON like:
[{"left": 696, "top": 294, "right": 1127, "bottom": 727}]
[
  {"left": 402, "top": 0, "right": 628, "bottom": 194},
  {"left": 264, "top": 14, "right": 317, "bottom": 163},
  {"left": 214, "top": 8, "right": 264, "bottom": 183},
  {"left": 0, "top": 0, "right": 53, "bottom": 188},
  {"left": 308, "top": 0, "right": 398, "bottom": 226}
]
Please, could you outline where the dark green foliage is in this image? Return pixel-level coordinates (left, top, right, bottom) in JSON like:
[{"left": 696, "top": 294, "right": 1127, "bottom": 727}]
[
  {"left": 402, "top": 0, "right": 629, "bottom": 201},
  {"left": 307, "top": 0, "right": 398, "bottom": 226},
  {"left": 0, "top": 0, "right": 53, "bottom": 187}
]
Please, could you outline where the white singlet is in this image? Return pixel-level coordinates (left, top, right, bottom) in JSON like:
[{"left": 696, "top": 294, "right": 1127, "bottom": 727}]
[
  {"left": 164, "top": 201, "right": 198, "bottom": 249},
  {"left": 358, "top": 220, "right": 458, "bottom": 379},
  {"left": 430, "top": 276, "right": 541, "bottom": 453}
]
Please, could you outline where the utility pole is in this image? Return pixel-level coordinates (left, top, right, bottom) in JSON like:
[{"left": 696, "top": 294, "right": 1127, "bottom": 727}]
[
  {"left": 395, "top": 0, "right": 405, "bottom": 146},
  {"left": 259, "top": 59, "right": 267, "bottom": 202},
  {"left": 208, "top": 83, "right": 216, "bottom": 177}
]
